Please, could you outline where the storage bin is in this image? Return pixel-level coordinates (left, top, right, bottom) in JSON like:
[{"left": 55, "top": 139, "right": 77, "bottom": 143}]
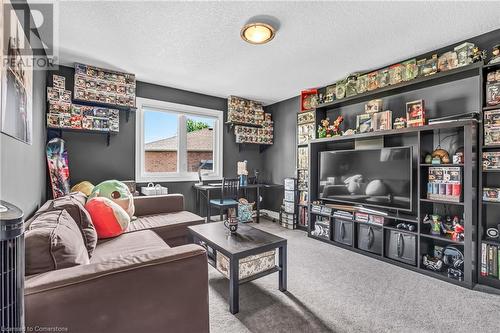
[
  {"left": 141, "top": 182, "right": 168, "bottom": 196},
  {"left": 357, "top": 224, "right": 382, "bottom": 254},
  {"left": 334, "top": 218, "right": 353, "bottom": 246},
  {"left": 238, "top": 202, "right": 254, "bottom": 223},
  {"left": 284, "top": 190, "right": 295, "bottom": 202},
  {"left": 385, "top": 230, "right": 417, "bottom": 265},
  {"left": 284, "top": 201, "right": 295, "bottom": 214},
  {"left": 284, "top": 178, "right": 296, "bottom": 191},
  {"left": 216, "top": 250, "right": 276, "bottom": 280}
]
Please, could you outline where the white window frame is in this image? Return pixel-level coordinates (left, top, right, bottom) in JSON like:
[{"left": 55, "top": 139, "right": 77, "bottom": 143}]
[{"left": 135, "top": 97, "right": 223, "bottom": 182}]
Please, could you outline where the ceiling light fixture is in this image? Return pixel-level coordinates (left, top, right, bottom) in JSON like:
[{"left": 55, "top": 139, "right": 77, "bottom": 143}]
[{"left": 240, "top": 22, "right": 275, "bottom": 45}]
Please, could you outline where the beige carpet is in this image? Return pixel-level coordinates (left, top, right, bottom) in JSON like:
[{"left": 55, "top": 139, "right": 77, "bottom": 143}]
[{"left": 208, "top": 219, "right": 500, "bottom": 333}]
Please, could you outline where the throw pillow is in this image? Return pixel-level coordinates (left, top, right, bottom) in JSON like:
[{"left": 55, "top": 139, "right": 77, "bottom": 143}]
[
  {"left": 85, "top": 197, "right": 130, "bottom": 239},
  {"left": 25, "top": 210, "right": 90, "bottom": 275},
  {"left": 89, "top": 180, "right": 135, "bottom": 219},
  {"left": 28, "top": 192, "right": 97, "bottom": 256}
]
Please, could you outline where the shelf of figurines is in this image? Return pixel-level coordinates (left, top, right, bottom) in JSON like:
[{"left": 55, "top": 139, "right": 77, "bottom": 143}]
[
  {"left": 310, "top": 99, "right": 476, "bottom": 145},
  {"left": 314, "top": 61, "right": 483, "bottom": 111},
  {"left": 227, "top": 96, "right": 274, "bottom": 147},
  {"left": 299, "top": 42, "right": 486, "bottom": 113}
]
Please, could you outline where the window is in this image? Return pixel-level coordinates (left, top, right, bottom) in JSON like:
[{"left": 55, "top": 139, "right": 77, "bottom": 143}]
[{"left": 136, "top": 98, "right": 223, "bottom": 182}]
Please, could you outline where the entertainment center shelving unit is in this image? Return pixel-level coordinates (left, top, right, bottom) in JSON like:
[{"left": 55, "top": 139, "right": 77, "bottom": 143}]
[
  {"left": 308, "top": 120, "right": 477, "bottom": 288},
  {"left": 302, "top": 61, "right": 485, "bottom": 288}
]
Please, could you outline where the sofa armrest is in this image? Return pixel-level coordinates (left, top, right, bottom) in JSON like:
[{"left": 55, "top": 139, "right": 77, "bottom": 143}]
[
  {"left": 25, "top": 244, "right": 209, "bottom": 333},
  {"left": 133, "top": 194, "right": 184, "bottom": 216}
]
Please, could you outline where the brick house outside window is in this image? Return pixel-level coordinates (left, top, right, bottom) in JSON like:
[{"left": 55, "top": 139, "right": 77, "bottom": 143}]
[{"left": 144, "top": 127, "right": 213, "bottom": 173}]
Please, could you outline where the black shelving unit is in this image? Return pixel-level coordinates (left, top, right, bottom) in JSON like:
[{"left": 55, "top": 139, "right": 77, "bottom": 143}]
[
  {"left": 307, "top": 119, "right": 477, "bottom": 288},
  {"left": 478, "top": 61, "right": 500, "bottom": 288},
  {"left": 296, "top": 110, "right": 317, "bottom": 231}
]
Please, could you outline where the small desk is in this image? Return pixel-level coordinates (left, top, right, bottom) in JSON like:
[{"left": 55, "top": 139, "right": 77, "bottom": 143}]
[
  {"left": 189, "top": 222, "right": 287, "bottom": 314},
  {"left": 193, "top": 183, "right": 282, "bottom": 223}
]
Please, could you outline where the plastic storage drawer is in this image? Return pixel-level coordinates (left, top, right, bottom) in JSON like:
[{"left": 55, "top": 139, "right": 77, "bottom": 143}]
[
  {"left": 357, "top": 224, "right": 382, "bottom": 255},
  {"left": 385, "top": 230, "right": 417, "bottom": 265},
  {"left": 334, "top": 218, "right": 353, "bottom": 246},
  {"left": 284, "top": 178, "right": 296, "bottom": 191},
  {"left": 283, "top": 201, "right": 295, "bottom": 214},
  {"left": 284, "top": 190, "right": 295, "bottom": 202}
]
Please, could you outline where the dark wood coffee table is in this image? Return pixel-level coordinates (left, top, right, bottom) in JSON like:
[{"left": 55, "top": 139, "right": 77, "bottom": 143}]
[{"left": 188, "top": 222, "right": 287, "bottom": 314}]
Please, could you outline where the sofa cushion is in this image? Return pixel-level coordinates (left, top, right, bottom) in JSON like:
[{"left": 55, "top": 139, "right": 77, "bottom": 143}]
[
  {"left": 91, "top": 230, "right": 169, "bottom": 264},
  {"left": 26, "top": 210, "right": 90, "bottom": 275},
  {"left": 29, "top": 192, "right": 98, "bottom": 256},
  {"left": 126, "top": 211, "right": 204, "bottom": 243}
]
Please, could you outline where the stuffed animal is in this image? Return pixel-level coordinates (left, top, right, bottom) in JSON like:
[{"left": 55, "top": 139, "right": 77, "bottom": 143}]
[
  {"left": 89, "top": 180, "right": 135, "bottom": 218},
  {"left": 344, "top": 174, "right": 366, "bottom": 195},
  {"left": 432, "top": 148, "right": 450, "bottom": 164},
  {"left": 365, "top": 179, "right": 388, "bottom": 196},
  {"left": 85, "top": 197, "right": 130, "bottom": 239},
  {"left": 70, "top": 181, "right": 94, "bottom": 197}
]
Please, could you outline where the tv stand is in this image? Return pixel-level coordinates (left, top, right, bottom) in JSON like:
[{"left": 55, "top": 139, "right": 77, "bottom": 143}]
[{"left": 307, "top": 120, "right": 477, "bottom": 288}]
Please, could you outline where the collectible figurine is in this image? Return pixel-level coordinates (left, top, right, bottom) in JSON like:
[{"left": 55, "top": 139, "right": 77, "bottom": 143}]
[
  {"left": 393, "top": 117, "right": 407, "bottom": 129},
  {"left": 345, "top": 75, "right": 358, "bottom": 98},
  {"left": 343, "top": 128, "right": 356, "bottom": 136},
  {"left": 451, "top": 216, "right": 465, "bottom": 241},
  {"left": 330, "top": 115, "right": 344, "bottom": 136},
  {"left": 470, "top": 46, "right": 486, "bottom": 63},
  {"left": 441, "top": 216, "right": 454, "bottom": 235},
  {"left": 489, "top": 44, "right": 500, "bottom": 64},
  {"left": 317, "top": 93, "right": 324, "bottom": 105},
  {"left": 317, "top": 118, "right": 330, "bottom": 138},
  {"left": 423, "top": 214, "right": 442, "bottom": 235}
]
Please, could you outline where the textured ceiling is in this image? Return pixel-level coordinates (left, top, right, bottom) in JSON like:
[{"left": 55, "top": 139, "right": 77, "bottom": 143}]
[{"left": 51, "top": 1, "right": 500, "bottom": 105}]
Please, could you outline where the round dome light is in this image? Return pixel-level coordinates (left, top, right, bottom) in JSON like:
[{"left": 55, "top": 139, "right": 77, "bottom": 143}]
[{"left": 240, "top": 22, "right": 275, "bottom": 45}]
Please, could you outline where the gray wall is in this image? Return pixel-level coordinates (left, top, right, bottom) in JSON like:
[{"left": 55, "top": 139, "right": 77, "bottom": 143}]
[
  {"left": 0, "top": 1, "right": 47, "bottom": 217},
  {"left": 261, "top": 96, "right": 300, "bottom": 211},
  {"left": 48, "top": 66, "right": 263, "bottom": 214}
]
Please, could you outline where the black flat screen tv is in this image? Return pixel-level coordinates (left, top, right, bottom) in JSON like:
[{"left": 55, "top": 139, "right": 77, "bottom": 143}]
[{"left": 318, "top": 147, "right": 413, "bottom": 211}]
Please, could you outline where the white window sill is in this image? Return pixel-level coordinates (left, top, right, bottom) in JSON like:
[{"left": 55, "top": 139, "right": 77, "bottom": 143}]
[{"left": 136, "top": 175, "right": 222, "bottom": 183}]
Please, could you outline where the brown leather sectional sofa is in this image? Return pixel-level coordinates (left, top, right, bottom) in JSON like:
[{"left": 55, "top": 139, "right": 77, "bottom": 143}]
[{"left": 24, "top": 194, "right": 209, "bottom": 333}]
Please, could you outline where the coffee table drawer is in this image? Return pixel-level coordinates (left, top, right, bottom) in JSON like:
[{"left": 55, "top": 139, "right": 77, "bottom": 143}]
[{"left": 216, "top": 250, "right": 276, "bottom": 280}]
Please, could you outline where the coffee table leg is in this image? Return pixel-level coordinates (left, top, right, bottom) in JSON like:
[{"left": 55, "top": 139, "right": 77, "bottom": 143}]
[
  {"left": 279, "top": 245, "right": 287, "bottom": 292},
  {"left": 229, "top": 258, "right": 239, "bottom": 314},
  {"left": 206, "top": 189, "right": 211, "bottom": 223},
  {"left": 256, "top": 185, "right": 260, "bottom": 223}
]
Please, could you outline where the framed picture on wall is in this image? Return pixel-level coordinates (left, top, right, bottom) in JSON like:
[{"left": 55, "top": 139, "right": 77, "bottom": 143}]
[{"left": 0, "top": 0, "right": 34, "bottom": 144}]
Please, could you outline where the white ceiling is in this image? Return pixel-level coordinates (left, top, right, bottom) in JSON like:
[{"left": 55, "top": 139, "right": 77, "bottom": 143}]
[{"left": 50, "top": 1, "right": 500, "bottom": 105}]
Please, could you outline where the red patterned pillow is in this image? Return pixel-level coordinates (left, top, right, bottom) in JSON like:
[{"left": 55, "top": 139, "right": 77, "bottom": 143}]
[{"left": 85, "top": 197, "right": 130, "bottom": 239}]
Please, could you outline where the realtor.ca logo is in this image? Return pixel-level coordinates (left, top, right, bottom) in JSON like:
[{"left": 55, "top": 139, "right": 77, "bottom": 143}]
[{"left": 2, "top": 0, "right": 59, "bottom": 70}]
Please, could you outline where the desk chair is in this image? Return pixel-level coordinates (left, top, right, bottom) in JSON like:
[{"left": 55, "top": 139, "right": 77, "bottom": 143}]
[{"left": 209, "top": 178, "right": 239, "bottom": 222}]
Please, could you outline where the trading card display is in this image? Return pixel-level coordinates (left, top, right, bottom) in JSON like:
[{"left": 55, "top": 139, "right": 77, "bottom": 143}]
[
  {"left": 74, "top": 63, "right": 136, "bottom": 108},
  {"left": 227, "top": 96, "right": 265, "bottom": 125}
]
